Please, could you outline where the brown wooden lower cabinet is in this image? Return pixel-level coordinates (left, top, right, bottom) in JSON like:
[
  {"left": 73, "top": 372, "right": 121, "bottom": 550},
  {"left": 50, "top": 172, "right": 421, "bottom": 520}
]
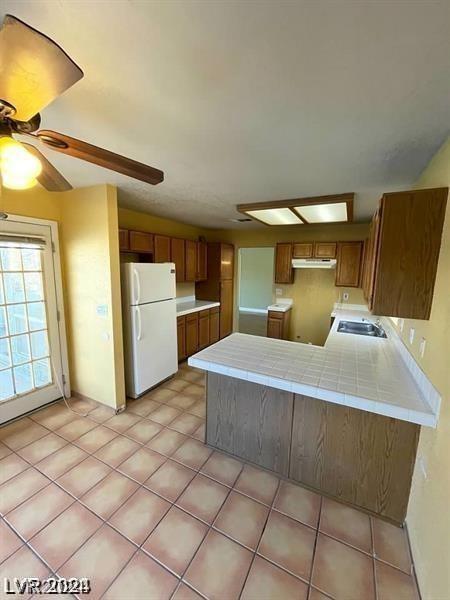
[
  {"left": 206, "top": 373, "right": 420, "bottom": 524},
  {"left": 178, "top": 308, "right": 221, "bottom": 361},
  {"left": 198, "top": 310, "right": 210, "bottom": 350},
  {"left": 177, "top": 316, "right": 186, "bottom": 361},
  {"left": 209, "top": 307, "right": 220, "bottom": 344},
  {"left": 185, "top": 313, "right": 199, "bottom": 356},
  {"left": 267, "top": 310, "right": 291, "bottom": 340}
]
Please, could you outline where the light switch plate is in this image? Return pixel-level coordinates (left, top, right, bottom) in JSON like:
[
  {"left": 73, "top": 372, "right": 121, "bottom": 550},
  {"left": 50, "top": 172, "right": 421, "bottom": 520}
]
[
  {"left": 275, "top": 288, "right": 283, "bottom": 297},
  {"left": 419, "top": 337, "right": 426, "bottom": 358},
  {"left": 409, "top": 328, "right": 415, "bottom": 345}
]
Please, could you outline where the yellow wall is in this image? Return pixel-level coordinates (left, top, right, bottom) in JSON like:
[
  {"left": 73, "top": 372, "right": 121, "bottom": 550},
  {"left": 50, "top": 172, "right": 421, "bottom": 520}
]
[
  {"left": 1, "top": 186, "right": 61, "bottom": 221},
  {"left": 209, "top": 223, "right": 369, "bottom": 342},
  {"left": 387, "top": 139, "right": 450, "bottom": 599}
]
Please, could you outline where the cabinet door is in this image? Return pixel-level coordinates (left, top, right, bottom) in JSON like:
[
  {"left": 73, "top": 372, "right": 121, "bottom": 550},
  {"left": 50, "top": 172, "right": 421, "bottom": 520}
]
[
  {"left": 198, "top": 310, "right": 210, "bottom": 349},
  {"left": 314, "top": 242, "right": 336, "bottom": 258},
  {"left": 177, "top": 316, "right": 186, "bottom": 361},
  {"left": 129, "top": 231, "right": 154, "bottom": 253},
  {"left": 274, "top": 243, "right": 293, "bottom": 283},
  {"left": 292, "top": 243, "right": 313, "bottom": 258},
  {"left": 219, "top": 279, "right": 233, "bottom": 338},
  {"left": 267, "top": 316, "right": 283, "bottom": 339},
  {"left": 186, "top": 313, "right": 199, "bottom": 356},
  {"left": 335, "top": 242, "right": 363, "bottom": 287},
  {"left": 185, "top": 240, "right": 197, "bottom": 282},
  {"left": 119, "top": 229, "right": 129, "bottom": 251},
  {"left": 154, "top": 235, "right": 171, "bottom": 263},
  {"left": 220, "top": 244, "right": 234, "bottom": 280},
  {"left": 209, "top": 308, "right": 220, "bottom": 344},
  {"left": 171, "top": 238, "right": 185, "bottom": 282},
  {"left": 196, "top": 241, "right": 207, "bottom": 281}
]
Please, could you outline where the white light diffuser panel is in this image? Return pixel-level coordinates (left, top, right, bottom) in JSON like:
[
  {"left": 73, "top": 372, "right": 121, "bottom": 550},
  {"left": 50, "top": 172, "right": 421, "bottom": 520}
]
[
  {"left": 295, "top": 202, "right": 348, "bottom": 223},
  {"left": 246, "top": 208, "right": 303, "bottom": 225}
]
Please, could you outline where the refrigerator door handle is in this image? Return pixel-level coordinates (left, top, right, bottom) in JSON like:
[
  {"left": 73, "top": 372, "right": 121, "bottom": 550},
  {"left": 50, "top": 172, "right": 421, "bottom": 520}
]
[
  {"left": 135, "top": 306, "right": 142, "bottom": 341},
  {"left": 133, "top": 268, "right": 141, "bottom": 305}
]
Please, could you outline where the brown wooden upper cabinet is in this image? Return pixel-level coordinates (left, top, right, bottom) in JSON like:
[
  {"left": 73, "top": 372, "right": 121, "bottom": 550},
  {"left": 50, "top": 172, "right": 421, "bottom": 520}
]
[
  {"left": 292, "top": 243, "right": 313, "bottom": 258},
  {"left": 365, "top": 187, "right": 448, "bottom": 319},
  {"left": 154, "top": 235, "right": 171, "bottom": 263},
  {"left": 275, "top": 243, "right": 294, "bottom": 284},
  {"left": 314, "top": 242, "right": 337, "bottom": 258},
  {"left": 335, "top": 242, "right": 363, "bottom": 287},
  {"left": 185, "top": 240, "right": 197, "bottom": 282},
  {"left": 119, "top": 229, "right": 129, "bottom": 251},
  {"left": 197, "top": 241, "right": 207, "bottom": 282},
  {"left": 171, "top": 238, "right": 186, "bottom": 282},
  {"left": 129, "top": 231, "right": 154, "bottom": 254}
]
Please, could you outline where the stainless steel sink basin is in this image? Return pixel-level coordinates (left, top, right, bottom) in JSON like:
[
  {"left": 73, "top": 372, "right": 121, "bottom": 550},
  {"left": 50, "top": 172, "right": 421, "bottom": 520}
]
[{"left": 337, "top": 320, "right": 387, "bottom": 338}]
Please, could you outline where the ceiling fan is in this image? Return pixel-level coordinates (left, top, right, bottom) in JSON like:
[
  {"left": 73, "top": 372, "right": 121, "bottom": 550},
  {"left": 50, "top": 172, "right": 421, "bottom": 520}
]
[{"left": 0, "top": 14, "right": 164, "bottom": 191}]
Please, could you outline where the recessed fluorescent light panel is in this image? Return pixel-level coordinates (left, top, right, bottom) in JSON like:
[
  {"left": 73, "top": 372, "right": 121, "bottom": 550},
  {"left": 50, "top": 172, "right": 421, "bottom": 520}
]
[
  {"left": 295, "top": 202, "right": 348, "bottom": 223},
  {"left": 246, "top": 208, "right": 303, "bottom": 226}
]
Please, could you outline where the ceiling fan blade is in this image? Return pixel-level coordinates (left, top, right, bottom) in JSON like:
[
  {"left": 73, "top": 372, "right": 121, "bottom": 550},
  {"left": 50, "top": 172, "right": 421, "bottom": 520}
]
[
  {"left": 37, "top": 130, "right": 164, "bottom": 185},
  {"left": 0, "top": 15, "right": 83, "bottom": 122},
  {"left": 22, "top": 142, "right": 72, "bottom": 192}
]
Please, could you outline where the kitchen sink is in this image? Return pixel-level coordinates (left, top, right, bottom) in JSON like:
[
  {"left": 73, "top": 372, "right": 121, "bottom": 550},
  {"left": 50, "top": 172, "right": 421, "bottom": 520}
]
[{"left": 337, "top": 320, "right": 387, "bottom": 338}]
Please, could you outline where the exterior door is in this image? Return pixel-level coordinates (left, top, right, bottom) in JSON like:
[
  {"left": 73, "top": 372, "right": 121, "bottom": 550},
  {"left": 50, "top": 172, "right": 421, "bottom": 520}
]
[{"left": 0, "top": 218, "right": 66, "bottom": 423}]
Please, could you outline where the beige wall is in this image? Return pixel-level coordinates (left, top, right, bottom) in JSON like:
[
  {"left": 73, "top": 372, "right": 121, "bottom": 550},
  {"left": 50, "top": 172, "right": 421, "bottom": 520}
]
[{"left": 388, "top": 138, "right": 450, "bottom": 599}]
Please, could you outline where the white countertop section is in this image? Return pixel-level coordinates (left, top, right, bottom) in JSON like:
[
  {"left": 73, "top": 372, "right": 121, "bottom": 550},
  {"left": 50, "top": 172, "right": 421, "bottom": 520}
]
[
  {"left": 188, "top": 309, "right": 439, "bottom": 428},
  {"left": 268, "top": 298, "right": 293, "bottom": 313},
  {"left": 176, "top": 299, "right": 220, "bottom": 317}
]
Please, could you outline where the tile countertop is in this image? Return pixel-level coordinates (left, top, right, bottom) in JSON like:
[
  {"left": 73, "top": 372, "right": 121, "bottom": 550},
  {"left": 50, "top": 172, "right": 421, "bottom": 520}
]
[
  {"left": 176, "top": 298, "right": 220, "bottom": 317},
  {"left": 188, "top": 308, "right": 440, "bottom": 428}
]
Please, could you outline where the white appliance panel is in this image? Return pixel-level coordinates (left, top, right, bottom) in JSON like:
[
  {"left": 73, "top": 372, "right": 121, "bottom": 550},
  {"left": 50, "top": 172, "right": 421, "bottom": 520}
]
[{"left": 122, "top": 263, "right": 176, "bottom": 305}]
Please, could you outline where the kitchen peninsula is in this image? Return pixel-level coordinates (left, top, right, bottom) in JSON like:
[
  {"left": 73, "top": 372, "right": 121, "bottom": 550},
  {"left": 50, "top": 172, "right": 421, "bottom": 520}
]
[{"left": 189, "top": 309, "right": 439, "bottom": 525}]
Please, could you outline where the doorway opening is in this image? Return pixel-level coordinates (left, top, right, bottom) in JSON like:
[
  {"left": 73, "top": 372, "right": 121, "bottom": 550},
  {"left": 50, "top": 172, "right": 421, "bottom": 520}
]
[{"left": 237, "top": 247, "right": 274, "bottom": 337}]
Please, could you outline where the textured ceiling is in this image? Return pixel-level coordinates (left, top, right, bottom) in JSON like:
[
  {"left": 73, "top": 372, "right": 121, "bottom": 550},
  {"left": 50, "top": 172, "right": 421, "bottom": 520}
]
[{"left": 3, "top": 0, "right": 450, "bottom": 229}]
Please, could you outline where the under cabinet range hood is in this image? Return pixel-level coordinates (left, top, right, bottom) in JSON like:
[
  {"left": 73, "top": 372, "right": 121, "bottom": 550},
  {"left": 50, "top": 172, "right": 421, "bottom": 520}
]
[{"left": 292, "top": 258, "right": 337, "bottom": 269}]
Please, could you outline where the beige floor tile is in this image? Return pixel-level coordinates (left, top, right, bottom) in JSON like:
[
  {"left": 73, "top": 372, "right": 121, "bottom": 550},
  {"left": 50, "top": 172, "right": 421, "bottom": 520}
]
[
  {"left": 6, "top": 483, "right": 73, "bottom": 540},
  {"left": 126, "top": 397, "right": 160, "bottom": 418},
  {"left": 187, "top": 401, "right": 206, "bottom": 418},
  {"left": 176, "top": 473, "right": 229, "bottom": 524},
  {"left": 320, "top": 497, "right": 372, "bottom": 553},
  {"left": 0, "top": 546, "right": 50, "bottom": 589},
  {"left": 172, "top": 582, "right": 203, "bottom": 600},
  {"left": 56, "top": 456, "right": 111, "bottom": 498},
  {"left": 184, "top": 529, "right": 253, "bottom": 600},
  {"left": 0, "top": 441, "right": 12, "bottom": 459},
  {"left": 0, "top": 454, "right": 30, "bottom": 485},
  {"left": 0, "top": 520, "right": 23, "bottom": 564},
  {"left": 241, "top": 555, "right": 309, "bottom": 600},
  {"left": 274, "top": 480, "right": 321, "bottom": 529},
  {"left": 214, "top": 490, "right": 269, "bottom": 550},
  {"left": 0, "top": 417, "right": 48, "bottom": 450},
  {"left": 375, "top": 560, "right": 420, "bottom": 600},
  {"left": 148, "top": 405, "right": 182, "bottom": 426},
  {"left": 192, "top": 423, "right": 205, "bottom": 441},
  {"left": 73, "top": 425, "right": 117, "bottom": 453},
  {"left": 172, "top": 438, "right": 212, "bottom": 470},
  {"left": 54, "top": 417, "right": 97, "bottom": 442},
  {"left": 93, "top": 435, "right": 140, "bottom": 467},
  {"left": 103, "top": 412, "right": 141, "bottom": 433},
  {"left": 144, "top": 459, "right": 196, "bottom": 502},
  {"left": 164, "top": 378, "right": 190, "bottom": 393},
  {"left": 30, "top": 404, "right": 76, "bottom": 430},
  {"left": 16, "top": 433, "right": 67, "bottom": 464},
  {"left": 179, "top": 370, "right": 205, "bottom": 384},
  {"left": 0, "top": 468, "right": 49, "bottom": 515},
  {"left": 234, "top": 464, "right": 279, "bottom": 506},
  {"left": 87, "top": 404, "right": 116, "bottom": 423},
  {"left": 168, "top": 412, "right": 203, "bottom": 435},
  {"left": 108, "top": 487, "right": 170, "bottom": 545},
  {"left": 143, "top": 506, "right": 208, "bottom": 576},
  {"left": 166, "top": 394, "right": 198, "bottom": 411},
  {"left": 184, "top": 384, "right": 204, "bottom": 399},
  {"left": 65, "top": 397, "right": 97, "bottom": 414},
  {"left": 146, "top": 429, "right": 187, "bottom": 457},
  {"left": 29, "top": 502, "right": 102, "bottom": 570},
  {"left": 80, "top": 471, "right": 138, "bottom": 520},
  {"left": 117, "top": 447, "right": 166, "bottom": 483},
  {"left": 147, "top": 388, "right": 178, "bottom": 404},
  {"left": 311, "top": 533, "right": 375, "bottom": 600},
  {"left": 124, "top": 419, "right": 162, "bottom": 444},
  {"left": 308, "top": 587, "right": 331, "bottom": 600},
  {"left": 58, "top": 524, "right": 136, "bottom": 600},
  {"left": 103, "top": 550, "right": 178, "bottom": 600},
  {"left": 258, "top": 510, "right": 316, "bottom": 580},
  {"left": 35, "top": 444, "right": 88, "bottom": 479},
  {"left": 372, "top": 518, "right": 412, "bottom": 573},
  {"left": 201, "top": 451, "right": 243, "bottom": 487}
]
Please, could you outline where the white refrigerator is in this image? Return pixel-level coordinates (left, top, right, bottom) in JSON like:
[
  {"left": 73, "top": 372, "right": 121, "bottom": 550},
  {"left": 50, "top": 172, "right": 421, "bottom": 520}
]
[{"left": 121, "top": 263, "right": 178, "bottom": 398}]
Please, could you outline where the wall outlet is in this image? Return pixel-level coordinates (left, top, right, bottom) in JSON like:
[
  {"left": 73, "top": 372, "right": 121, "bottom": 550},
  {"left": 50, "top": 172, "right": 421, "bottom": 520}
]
[
  {"left": 275, "top": 288, "right": 283, "bottom": 297},
  {"left": 419, "top": 337, "right": 426, "bottom": 358},
  {"left": 409, "top": 328, "right": 415, "bottom": 345},
  {"left": 399, "top": 318, "right": 404, "bottom": 332},
  {"left": 418, "top": 456, "right": 427, "bottom": 479},
  {"left": 342, "top": 292, "right": 349, "bottom": 302}
]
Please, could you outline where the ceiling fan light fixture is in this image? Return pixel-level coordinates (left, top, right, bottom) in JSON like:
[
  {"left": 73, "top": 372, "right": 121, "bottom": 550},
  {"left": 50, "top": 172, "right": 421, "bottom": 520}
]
[{"left": 0, "top": 136, "right": 42, "bottom": 189}]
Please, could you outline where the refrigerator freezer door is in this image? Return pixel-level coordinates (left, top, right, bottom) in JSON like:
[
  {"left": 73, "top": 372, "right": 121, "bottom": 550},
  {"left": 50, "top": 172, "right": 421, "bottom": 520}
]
[
  {"left": 122, "top": 263, "right": 176, "bottom": 306},
  {"left": 127, "top": 298, "right": 178, "bottom": 397}
]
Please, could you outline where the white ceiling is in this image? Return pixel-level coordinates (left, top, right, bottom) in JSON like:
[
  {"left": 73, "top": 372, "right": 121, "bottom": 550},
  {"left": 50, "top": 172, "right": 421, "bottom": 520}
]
[{"left": 3, "top": 0, "right": 450, "bottom": 229}]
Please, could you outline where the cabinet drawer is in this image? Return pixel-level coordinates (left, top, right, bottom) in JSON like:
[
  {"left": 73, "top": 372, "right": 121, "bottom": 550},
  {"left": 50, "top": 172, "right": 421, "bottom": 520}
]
[
  {"left": 199, "top": 309, "right": 210, "bottom": 319},
  {"left": 186, "top": 312, "right": 199, "bottom": 324},
  {"left": 177, "top": 316, "right": 185, "bottom": 326},
  {"left": 210, "top": 306, "right": 220, "bottom": 315},
  {"left": 268, "top": 310, "right": 284, "bottom": 320}
]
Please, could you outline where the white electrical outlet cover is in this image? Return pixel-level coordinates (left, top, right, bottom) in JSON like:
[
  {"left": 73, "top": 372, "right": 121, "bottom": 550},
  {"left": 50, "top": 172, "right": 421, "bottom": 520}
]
[
  {"left": 343, "top": 292, "right": 349, "bottom": 301},
  {"left": 409, "top": 328, "right": 415, "bottom": 345},
  {"left": 275, "top": 288, "right": 283, "bottom": 297},
  {"left": 399, "top": 318, "right": 404, "bottom": 332},
  {"left": 420, "top": 338, "right": 426, "bottom": 358}
]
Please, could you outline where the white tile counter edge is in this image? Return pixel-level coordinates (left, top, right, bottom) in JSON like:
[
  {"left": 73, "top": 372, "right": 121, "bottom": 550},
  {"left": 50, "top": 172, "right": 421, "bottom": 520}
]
[{"left": 189, "top": 310, "right": 440, "bottom": 428}]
